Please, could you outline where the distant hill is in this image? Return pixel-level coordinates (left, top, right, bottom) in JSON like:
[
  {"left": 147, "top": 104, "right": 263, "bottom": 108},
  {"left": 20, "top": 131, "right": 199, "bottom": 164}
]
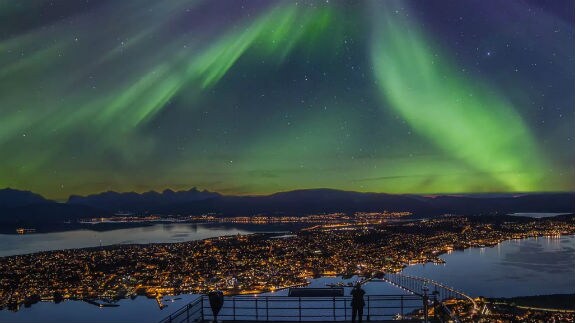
[
  {"left": 180, "top": 189, "right": 433, "bottom": 216},
  {"left": 67, "top": 187, "right": 220, "bottom": 213},
  {"left": 491, "top": 294, "right": 575, "bottom": 311},
  {"left": 0, "top": 188, "right": 48, "bottom": 208},
  {"left": 0, "top": 188, "right": 109, "bottom": 226},
  {"left": 0, "top": 203, "right": 110, "bottom": 226},
  {"left": 418, "top": 193, "right": 575, "bottom": 215},
  {"left": 177, "top": 190, "right": 575, "bottom": 217},
  {"left": 0, "top": 188, "right": 574, "bottom": 225}
]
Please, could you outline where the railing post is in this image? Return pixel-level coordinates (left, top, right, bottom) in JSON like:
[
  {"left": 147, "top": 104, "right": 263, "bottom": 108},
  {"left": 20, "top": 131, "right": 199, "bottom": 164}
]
[
  {"left": 367, "top": 295, "right": 370, "bottom": 321},
  {"left": 344, "top": 298, "right": 347, "bottom": 320},
  {"left": 298, "top": 297, "right": 302, "bottom": 322},
  {"left": 432, "top": 292, "right": 438, "bottom": 322},
  {"left": 186, "top": 303, "right": 190, "bottom": 323},
  {"left": 266, "top": 296, "right": 269, "bottom": 321},
  {"left": 233, "top": 297, "right": 236, "bottom": 321},
  {"left": 423, "top": 293, "right": 429, "bottom": 323},
  {"left": 200, "top": 296, "right": 204, "bottom": 321},
  {"left": 401, "top": 295, "right": 404, "bottom": 318},
  {"left": 333, "top": 297, "right": 336, "bottom": 320},
  {"left": 255, "top": 296, "right": 259, "bottom": 321}
]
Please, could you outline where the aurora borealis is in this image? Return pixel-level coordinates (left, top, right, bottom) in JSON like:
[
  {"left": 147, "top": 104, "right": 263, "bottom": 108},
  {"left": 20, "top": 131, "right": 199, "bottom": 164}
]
[{"left": 0, "top": 0, "right": 573, "bottom": 199}]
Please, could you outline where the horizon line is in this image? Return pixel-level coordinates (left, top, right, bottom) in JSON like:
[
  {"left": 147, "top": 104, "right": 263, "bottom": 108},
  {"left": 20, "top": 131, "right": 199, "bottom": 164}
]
[{"left": 2, "top": 186, "right": 574, "bottom": 203}]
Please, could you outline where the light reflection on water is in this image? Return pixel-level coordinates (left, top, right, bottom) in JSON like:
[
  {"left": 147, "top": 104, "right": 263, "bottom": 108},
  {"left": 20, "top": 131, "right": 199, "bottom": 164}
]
[{"left": 0, "top": 223, "right": 300, "bottom": 257}]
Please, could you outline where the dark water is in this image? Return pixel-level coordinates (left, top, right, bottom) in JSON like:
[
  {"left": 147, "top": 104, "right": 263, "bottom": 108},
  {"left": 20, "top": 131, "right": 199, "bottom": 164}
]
[
  {"left": 402, "top": 235, "right": 575, "bottom": 297},
  {"left": 0, "top": 222, "right": 303, "bottom": 257}
]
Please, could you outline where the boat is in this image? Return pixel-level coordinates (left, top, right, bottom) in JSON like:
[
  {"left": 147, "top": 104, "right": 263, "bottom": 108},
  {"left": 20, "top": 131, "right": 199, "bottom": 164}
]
[
  {"left": 83, "top": 299, "right": 120, "bottom": 308},
  {"left": 16, "top": 228, "right": 36, "bottom": 234}
]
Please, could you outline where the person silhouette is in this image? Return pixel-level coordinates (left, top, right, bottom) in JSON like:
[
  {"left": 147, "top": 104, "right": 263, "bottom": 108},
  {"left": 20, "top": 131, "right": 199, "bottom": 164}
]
[
  {"left": 208, "top": 290, "right": 224, "bottom": 323},
  {"left": 350, "top": 283, "right": 365, "bottom": 323}
]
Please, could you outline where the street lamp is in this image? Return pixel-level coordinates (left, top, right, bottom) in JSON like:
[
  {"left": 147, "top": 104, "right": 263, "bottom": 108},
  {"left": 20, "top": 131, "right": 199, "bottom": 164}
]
[{"left": 432, "top": 290, "right": 440, "bottom": 321}]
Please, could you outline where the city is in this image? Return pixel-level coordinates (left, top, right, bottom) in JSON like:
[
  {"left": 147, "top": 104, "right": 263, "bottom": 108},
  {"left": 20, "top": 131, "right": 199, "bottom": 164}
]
[{"left": 1, "top": 213, "right": 573, "bottom": 318}]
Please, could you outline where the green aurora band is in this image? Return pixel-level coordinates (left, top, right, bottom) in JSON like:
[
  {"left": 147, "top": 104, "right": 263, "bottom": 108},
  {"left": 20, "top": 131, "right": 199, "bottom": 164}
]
[
  {"left": 0, "top": 0, "right": 572, "bottom": 198},
  {"left": 370, "top": 1, "right": 549, "bottom": 192}
]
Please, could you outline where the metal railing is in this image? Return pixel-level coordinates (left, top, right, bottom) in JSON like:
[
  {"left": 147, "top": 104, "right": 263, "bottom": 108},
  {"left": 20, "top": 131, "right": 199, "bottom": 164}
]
[
  {"left": 159, "top": 294, "right": 423, "bottom": 322},
  {"left": 158, "top": 296, "right": 203, "bottom": 323}
]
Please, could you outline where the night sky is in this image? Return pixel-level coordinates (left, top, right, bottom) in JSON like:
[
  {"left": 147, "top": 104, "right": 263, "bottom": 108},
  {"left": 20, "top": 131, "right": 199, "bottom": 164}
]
[{"left": 0, "top": 0, "right": 573, "bottom": 199}]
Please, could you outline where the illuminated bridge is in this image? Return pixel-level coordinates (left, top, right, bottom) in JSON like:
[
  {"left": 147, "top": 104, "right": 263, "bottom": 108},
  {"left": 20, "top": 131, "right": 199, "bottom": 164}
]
[
  {"left": 378, "top": 273, "right": 478, "bottom": 312},
  {"left": 158, "top": 274, "right": 477, "bottom": 323}
]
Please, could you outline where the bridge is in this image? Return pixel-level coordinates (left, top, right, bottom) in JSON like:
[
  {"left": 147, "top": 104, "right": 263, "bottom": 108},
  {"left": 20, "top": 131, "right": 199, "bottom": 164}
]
[
  {"left": 378, "top": 273, "right": 478, "bottom": 311},
  {"left": 158, "top": 274, "right": 477, "bottom": 323}
]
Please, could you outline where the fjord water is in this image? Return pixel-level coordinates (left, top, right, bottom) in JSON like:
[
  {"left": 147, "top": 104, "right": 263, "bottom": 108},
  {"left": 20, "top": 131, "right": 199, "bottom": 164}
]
[
  {"left": 402, "top": 234, "right": 575, "bottom": 297},
  {"left": 0, "top": 223, "right": 302, "bottom": 257},
  {"left": 0, "top": 232, "right": 573, "bottom": 323}
]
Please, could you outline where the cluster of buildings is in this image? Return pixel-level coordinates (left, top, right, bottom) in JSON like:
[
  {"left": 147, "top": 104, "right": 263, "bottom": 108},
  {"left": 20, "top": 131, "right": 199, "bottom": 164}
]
[
  {"left": 80, "top": 211, "right": 412, "bottom": 225},
  {"left": 0, "top": 214, "right": 573, "bottom": 314}
]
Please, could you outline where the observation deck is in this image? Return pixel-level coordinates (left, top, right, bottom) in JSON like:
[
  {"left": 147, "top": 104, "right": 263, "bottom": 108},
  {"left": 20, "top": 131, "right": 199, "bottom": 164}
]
[{"left": 159, "top": 274, "right": 476, "bottom": 323}]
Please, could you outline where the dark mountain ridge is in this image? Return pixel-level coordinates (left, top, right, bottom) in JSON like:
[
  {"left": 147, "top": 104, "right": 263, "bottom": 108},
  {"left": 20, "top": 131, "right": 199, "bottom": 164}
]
[
  {"left": 67, "top": 187, "right": 220, "bottom": 213},
  {"left": 0, "top": 188, "right": 49, "bottom": 208},
  {"left": 0, "top": 188, "right": 573, "bottom": 225}
]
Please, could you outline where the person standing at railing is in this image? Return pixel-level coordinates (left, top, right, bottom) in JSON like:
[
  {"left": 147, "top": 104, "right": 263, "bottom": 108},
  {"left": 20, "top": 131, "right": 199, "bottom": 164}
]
[
  {"left": 208, "top": 290, "right": 224, "bottom": 323},
  {"left": 350, "top": 283, "right": 365, "bottom": 323}
]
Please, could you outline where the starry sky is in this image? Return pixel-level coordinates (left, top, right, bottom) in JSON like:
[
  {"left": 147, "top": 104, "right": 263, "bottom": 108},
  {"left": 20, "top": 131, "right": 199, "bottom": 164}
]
[{"left": 0, "top": 0, "right": 573, "bottom": 199}]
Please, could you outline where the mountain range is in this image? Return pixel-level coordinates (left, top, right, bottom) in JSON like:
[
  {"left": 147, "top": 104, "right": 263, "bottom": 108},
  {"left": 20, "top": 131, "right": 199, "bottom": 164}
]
[{"left": 0, "top": 187, "right": 573, "bottom": 226}]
